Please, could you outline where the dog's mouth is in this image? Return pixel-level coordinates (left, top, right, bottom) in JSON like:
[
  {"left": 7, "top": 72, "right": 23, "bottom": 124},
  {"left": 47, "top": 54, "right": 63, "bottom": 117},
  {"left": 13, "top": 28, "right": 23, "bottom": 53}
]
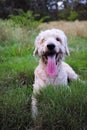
[{"left": 42, "top": 51, "right": 58, "bottom": 77}]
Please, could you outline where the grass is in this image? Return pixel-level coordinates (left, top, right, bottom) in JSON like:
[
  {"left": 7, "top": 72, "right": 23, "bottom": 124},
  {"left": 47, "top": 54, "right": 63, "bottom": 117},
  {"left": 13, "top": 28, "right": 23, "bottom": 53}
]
[
  {"left": 0, "top": 20, "right": 87, "bottom": 130},
  {"left": 0, "top": 86, "right": 33, "bottom": 130},
  {"left": 36, "top": 82, "right": 87, "bottom": 130},
  {"left": 39, "top": 21, "right": 87, "bottom": 38},
  {"left": 66, "top": 36, "right": 87, "bottom": 80},
  {"left": 0, "top": 19, "right": 37, "bottom": 129}
]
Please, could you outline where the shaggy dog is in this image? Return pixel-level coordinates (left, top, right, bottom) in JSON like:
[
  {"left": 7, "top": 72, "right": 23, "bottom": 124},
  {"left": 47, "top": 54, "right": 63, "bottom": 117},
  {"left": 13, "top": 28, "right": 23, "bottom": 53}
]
[{"left": 32, "top": 29, "right": 78, "bottom": 118}]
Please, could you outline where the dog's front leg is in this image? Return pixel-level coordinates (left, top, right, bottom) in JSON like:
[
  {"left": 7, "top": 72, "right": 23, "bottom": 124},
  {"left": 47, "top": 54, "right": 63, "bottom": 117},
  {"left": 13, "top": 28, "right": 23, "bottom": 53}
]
[
  {"left": 63, "top": 62, "right": 78, "bottom": 81},
  {"left": 32, "top": 78, "right": 46, "bottom": 119},
  {"left": 31, "top": 94, "right": 38, "bottom": 119}
]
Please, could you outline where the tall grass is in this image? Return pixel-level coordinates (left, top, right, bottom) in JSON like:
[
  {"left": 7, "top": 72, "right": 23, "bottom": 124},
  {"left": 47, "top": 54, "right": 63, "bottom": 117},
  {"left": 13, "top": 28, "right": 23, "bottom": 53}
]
[
  {"left": 39, "top": 21, "right": 87, "bottom": 38},
  {"left": 0, "top": 19, "right": 38, "bottom": 46},
  {"left": 0, "top": 86, "right": 33, "bottom": 130},
  {"left": 36, "top": 81, "right": 87, "bottom": 130},
  {"left": 0, "top": 19, "right": 38, "bottom": 88},
  {"left": 0, "top": 18, "right": 37, "bottom": 130}
]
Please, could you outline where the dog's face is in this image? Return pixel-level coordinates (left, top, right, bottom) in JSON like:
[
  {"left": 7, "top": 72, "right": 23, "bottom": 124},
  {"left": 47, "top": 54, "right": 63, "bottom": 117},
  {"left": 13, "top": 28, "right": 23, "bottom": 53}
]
[
  {"left": 34, "top": 29, "right": 69, "bottom": 76},
  {"left": 34, "top": 29, "right": 69, "bottom": 63}
]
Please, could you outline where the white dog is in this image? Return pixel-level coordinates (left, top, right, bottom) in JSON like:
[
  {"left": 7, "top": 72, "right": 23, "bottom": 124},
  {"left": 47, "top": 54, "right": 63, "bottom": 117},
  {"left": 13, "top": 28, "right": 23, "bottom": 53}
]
[{"left": 32, "top": 29, "right": 78, "bottom": 118}]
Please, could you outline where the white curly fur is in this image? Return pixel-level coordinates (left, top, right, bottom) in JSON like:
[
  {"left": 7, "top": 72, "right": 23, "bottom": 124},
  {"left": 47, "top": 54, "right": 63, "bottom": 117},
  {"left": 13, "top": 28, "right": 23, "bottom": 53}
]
[{"left": 32, "top": 29, "right": 78, "bottom": 118}]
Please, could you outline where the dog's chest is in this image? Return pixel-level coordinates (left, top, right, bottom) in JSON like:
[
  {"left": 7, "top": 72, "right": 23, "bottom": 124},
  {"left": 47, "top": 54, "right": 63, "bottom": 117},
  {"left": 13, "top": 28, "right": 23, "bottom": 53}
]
[
  {"left": 48, "top": 76, "right": 57, "bottom": 85},
  {"left": 35, "top": 64, "right": 68, "bottom": 86},
  {"left": 46, "top": 69, "right": 68, "bottom": 86}
]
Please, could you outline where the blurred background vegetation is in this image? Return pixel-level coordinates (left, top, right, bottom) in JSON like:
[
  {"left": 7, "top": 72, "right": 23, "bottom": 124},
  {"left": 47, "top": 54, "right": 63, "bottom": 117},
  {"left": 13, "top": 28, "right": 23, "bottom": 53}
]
[{"left": 0, "top": 0, "right": 87, "bottom": 21}]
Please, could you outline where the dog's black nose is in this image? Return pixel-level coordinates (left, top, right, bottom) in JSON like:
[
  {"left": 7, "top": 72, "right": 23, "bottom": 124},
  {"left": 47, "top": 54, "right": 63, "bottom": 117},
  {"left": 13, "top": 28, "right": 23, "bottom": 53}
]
[{"left": 47, "top": 44, "right": 55, "bottom": 50}]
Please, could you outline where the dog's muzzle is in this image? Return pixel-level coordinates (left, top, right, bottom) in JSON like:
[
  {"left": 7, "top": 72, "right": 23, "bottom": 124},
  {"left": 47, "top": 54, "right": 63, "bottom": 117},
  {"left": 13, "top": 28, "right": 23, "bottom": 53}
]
[
  {"left": 42, "top": 43, "right": 59, "bottom": 63},
  {"left": 47, "top": 43, "right": 55, "bottom": 51},
  {"left": 41, "top": 43, "right": 60, "bottom": 76}
]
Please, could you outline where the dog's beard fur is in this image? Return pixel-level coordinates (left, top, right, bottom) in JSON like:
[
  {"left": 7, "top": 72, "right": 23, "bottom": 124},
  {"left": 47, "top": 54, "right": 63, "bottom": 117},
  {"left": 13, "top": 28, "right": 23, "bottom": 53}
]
[
  {"left": 41, "top": 50, "right": 63, "bottom": 65},
  {"left": 41, "top": 49, "right": 64, "bottom": 76}
]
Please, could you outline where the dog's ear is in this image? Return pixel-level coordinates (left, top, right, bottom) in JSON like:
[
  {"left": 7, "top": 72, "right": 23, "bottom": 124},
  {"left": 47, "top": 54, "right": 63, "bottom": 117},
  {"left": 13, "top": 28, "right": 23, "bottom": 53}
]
[
  {"left": 64, "top": 35, "right": 70, "bottom": 56},
  {"left": 33, "top": 48, "right": 38, "bottom": 56},
  {"left": 55, "top": 29, "right": 70, "bottom": 56}
]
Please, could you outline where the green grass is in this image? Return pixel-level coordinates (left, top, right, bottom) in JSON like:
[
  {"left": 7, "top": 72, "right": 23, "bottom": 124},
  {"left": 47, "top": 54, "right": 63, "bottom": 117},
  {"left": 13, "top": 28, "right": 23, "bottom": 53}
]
[
  {"left": 66, "top": 36, "right": 87, "bottom": 80},
  {"left": 0, "top": 86, "right": 33, "bottom": 130},
  {"left": 36, "top": 82, "right": 87, "bottom": 130},
  {"left": 0, "top": 19, "right": 37, "bottom": 129},
  {"left": 0, "top": 19, "right": 87, "bottom": 130}
]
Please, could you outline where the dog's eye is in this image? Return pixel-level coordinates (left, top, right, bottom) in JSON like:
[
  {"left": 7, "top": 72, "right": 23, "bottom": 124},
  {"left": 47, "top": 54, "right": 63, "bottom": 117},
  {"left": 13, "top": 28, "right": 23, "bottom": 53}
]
[
  {"left": 40, "top": 39, "right": 45, "bottom": 44},
  {"left": 56, "top": 38, "right": 61, "bottom": 43}
]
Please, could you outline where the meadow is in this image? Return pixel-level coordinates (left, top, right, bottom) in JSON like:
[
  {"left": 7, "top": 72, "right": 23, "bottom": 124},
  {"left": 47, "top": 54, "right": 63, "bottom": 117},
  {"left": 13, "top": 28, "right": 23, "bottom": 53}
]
[{"left": 0, "top": 19, "right": 87, "bottom": 130}]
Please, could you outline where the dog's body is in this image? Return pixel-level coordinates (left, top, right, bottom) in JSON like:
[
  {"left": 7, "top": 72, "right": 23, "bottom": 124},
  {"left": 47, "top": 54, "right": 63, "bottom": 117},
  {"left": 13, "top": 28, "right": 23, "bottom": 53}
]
[
  {"left": 32, "top": 29, "right": 78, "bottom": 118},
  {"left": 33, "top": 61, "right": 78, "bottom": 94}
]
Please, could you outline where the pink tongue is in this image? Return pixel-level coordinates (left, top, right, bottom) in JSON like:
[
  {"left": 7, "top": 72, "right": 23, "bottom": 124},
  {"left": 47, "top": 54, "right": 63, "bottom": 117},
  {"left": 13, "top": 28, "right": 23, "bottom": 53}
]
[{"left": 46, "top": 55, "right": 57, "bottom": 76}]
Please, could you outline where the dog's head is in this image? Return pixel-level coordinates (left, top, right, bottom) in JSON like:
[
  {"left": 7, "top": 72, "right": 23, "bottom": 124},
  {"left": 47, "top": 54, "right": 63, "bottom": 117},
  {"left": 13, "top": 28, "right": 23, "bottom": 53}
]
[{"left": 34, "top": 29, "right": 69, "bottom": 76}]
